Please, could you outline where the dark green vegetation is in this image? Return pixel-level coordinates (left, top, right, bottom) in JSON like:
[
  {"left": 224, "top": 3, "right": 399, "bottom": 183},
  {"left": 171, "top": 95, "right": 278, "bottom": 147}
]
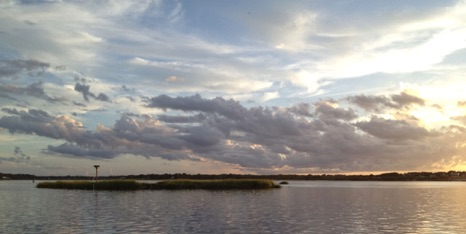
[
  {"left": 37, "top": 180, "right": 142, "bottom": 190},
  {"left": 151, "top": 179, "right": 280, "bottom": 190},
  {"left": 36, "top": 179, "right": 280, "bottom": 190}
]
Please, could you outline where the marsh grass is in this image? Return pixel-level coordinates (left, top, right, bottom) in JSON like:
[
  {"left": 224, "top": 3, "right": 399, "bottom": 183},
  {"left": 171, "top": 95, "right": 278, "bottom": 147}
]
[
  {"left": 36, "top": 180, "right": 142, "bottom": 190},
  {"left": 151, "top": 179, "right": 280, "bottom": 190},
  {"left": 37, "top": 179, "right": 280, "bottom": 190}
]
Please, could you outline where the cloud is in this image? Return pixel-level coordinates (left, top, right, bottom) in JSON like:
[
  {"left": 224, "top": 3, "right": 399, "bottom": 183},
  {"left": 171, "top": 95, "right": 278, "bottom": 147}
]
[
  {"left": 0, "top": 91, "right": 464, "bottom": 172},
  {"left": 0, "top": 108, "right": 195, "bottom": 160},
  {"left": 314, "top": 101, "right": 357, "bottom": 121},
  {"left": 287, "top": 103, "right": 313, "bottom": 117},
  {"left": 74, "top": 83, "right": 111, "bottom": 102},
  {"left": 354, "top": 116, "right": 431, "bottom": 141},
  {"left": 0, "top": 59, "right": 50, "bottom": 78},
  {"left": 347, "top": 92, "right": 425, "bottom": 112},
  {"left": 391, "top": 92, "right": 425, "bottom": 107},
  {"left": 143, "top": 94, "right": 462, "bottom": 171},
  {"left": 0, "top": 146, "right": 31, "bottom": 163},
  {"left": 74, "top": 83, "right": 92, "bottom": 102},
  {"left": 452, "top": 115, "right": 466, "bottom": 125},
  {"left": 1, "top": 1, "right": 466, "bottom": 174},
  {"left": 0, "top": 81, "right": 62, "bottom": 103},
  {"left": 147, "top": 94, "right": 247, "bottom": 120}
]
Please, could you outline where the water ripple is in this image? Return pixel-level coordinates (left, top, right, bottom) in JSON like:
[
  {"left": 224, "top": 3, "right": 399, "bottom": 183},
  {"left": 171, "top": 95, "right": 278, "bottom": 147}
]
[{"left": 2, "top": 181, "right": 466, "bottom": 233}]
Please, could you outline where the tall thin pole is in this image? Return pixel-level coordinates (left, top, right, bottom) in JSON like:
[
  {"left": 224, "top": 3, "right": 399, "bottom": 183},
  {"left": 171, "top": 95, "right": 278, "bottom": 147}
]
[{"left": 94, "top": 165, "right": 100, "bottom": 181}]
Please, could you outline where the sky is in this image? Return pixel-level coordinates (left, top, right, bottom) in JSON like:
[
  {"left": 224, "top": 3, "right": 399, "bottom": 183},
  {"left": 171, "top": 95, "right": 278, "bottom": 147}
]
[{"left": 1, "top": 0, "right": 466, "bottom": 176}]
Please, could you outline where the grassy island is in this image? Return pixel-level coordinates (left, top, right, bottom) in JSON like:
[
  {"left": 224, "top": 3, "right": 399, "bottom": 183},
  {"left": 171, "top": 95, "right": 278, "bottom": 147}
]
[
  {"left": 36, "top": 179, "right": 280, "bottom": 191},
  {"left": 36, "top": 180, "right": 142, "bottom": 190},
  {"left": 149, "top": 179, "right": 280, "bottom": 190}
]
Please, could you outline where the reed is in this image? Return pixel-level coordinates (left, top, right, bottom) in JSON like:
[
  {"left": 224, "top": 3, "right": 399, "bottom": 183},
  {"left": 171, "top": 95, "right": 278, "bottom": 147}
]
[
  {"left": 36, "top": 180, "right": 142, "bottom": 190},
  {"left": 37, "top": 179, "right": 280, "bottom": 190},
  {"left": 151, "top": 179, "right": 280, "bottom": 190}
]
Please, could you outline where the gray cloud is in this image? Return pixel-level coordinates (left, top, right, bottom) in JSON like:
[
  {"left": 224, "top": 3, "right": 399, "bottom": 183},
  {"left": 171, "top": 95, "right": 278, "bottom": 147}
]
[
  {"left": 0, "top": 59, "right": 50, "bottom": 78},
  {"left": 143, "top": 94, "right": 459, "bottom": 171},
  {"left": 354, "top": 116, "right": 431, "bottom": 141},
  {"left": 0, "top": 93, "right": 463, "bottom": 172},
  {"left": 347, "top": 92, "right": 425, "bottom": 112},
  {"left": 314, "top": 101, "right": 357, "bottom": 121},
  {"left": 74, "top": 83, "right": 111, "bottom": 102},
  {"left": 0, "top": 146, "right": 31, "bottom": 163},
  {"left": 391, "top": 92, "right": 425, "bottom": 107},
  {"left": 287, "top": 103, "right": 313, "bottom": 117},
  {"left": 147, "top": 94, "right": 247, "bottom": 120},
  {"left": 0, "top": 109, "right": 195, "bottom": 160},
  {"left": 72, "top": 101, "right": 86, "bottom": 107},
  {"left": 0, "top": 82, "right": 62, "bottom": 102},
  {"left": 74, "top": 83, "right": 91, "bottom": 102},
  {"left": 157, "top": 113, "right": 206, "bottom": 123}
]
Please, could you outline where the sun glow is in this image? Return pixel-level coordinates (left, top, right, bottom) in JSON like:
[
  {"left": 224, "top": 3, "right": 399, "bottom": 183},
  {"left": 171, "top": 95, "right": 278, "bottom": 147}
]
[{"left": 399, "top": 81, "right": 466, "bottom": 129}]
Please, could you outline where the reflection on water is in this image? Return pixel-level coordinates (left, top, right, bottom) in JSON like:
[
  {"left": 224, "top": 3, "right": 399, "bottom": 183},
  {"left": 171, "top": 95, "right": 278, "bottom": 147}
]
[{"left": 2, "top": 180, "right": 466, "bottom": 233}]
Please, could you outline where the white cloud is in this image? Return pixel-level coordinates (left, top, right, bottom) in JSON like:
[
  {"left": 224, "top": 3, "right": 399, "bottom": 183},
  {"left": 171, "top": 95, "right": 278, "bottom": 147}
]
[{"left": 261, "top": 91, "right": 280, "bottom": 102}]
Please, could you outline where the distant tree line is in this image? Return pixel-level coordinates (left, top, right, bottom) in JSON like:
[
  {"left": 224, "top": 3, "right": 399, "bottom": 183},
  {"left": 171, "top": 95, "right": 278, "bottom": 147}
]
[{"left": 2, "top": 171, "right": 466, "bottom": 181}]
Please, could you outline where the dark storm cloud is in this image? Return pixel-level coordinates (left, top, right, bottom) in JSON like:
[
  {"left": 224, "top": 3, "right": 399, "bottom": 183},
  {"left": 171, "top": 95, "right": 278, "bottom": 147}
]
[
  {"left": 74, "top": 83, "right": 111, "bottom": 102},
  {"left": 347, "top": 92, "right": 425, "bottom": 112},
  {"left": 0, "top": 59, "right": 50, "bottom": 78}
]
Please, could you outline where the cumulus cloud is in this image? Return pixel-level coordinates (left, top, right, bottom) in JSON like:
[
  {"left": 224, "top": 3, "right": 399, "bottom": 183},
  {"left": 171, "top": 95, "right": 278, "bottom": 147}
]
[
  {"left": 0, "top": 91, "right": 464, "bottom": 172},
  {"left": 143, "top": 94, "right": 462, "bottom": 171}
]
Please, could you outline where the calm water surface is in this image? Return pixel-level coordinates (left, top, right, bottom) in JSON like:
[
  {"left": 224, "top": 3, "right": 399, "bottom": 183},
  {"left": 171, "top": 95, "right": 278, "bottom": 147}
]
[{"left": 2, "top": 180, "right": 466, "bottom": 233}]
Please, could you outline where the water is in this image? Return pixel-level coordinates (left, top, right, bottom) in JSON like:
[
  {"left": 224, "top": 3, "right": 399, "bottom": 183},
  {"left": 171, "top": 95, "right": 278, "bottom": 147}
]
[{"left": 2, "top": 180, "right": 466, "bottom": 233}]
